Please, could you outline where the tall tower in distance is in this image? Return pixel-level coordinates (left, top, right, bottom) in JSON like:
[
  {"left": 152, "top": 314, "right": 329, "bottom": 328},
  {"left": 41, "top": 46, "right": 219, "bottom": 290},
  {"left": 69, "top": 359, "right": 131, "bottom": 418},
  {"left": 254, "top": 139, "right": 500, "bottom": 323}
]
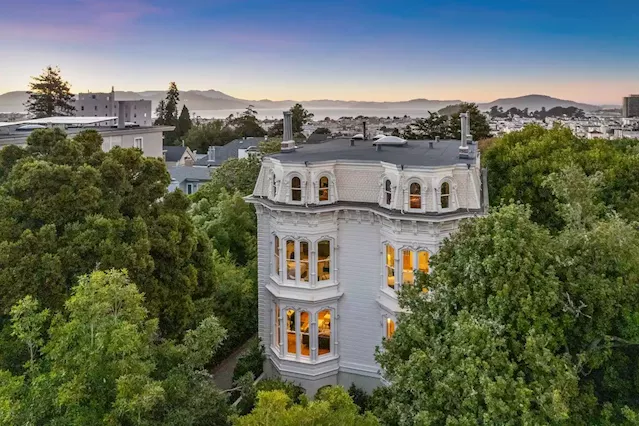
[{"left": 622, "top": 94, "right": 639, "bottom": 118}]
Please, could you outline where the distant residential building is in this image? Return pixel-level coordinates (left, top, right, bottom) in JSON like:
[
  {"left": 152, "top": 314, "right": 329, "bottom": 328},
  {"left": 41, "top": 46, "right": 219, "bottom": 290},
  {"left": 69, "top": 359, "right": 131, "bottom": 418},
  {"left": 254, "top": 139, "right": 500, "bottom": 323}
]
[
  {"left": 622, "top": 95, "right": 639, "bottom": 118},
  {"left": 167, "top": 165, "right": 212, "bottom": 195},
  {"left": 164, "top": 145, "right": 197, "bottom": 167},
  {"left": 194, "top": 137, "right": 263, "bottom": 167},
  {"left": 76, "top": 87, "right": 153, "bottom": 127}
]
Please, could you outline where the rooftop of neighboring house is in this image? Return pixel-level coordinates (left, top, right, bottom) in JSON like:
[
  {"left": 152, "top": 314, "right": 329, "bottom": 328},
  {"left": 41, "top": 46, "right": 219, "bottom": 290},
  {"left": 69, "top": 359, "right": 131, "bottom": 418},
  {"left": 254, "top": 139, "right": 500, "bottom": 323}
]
[
  {"left": 164, "top": 145, "right": 192, "bottom": 163},
  {"left": 195, "top": 137, "right": 263, "bottom": 167},
  {"left": 168, "top": 165, "right": 213, "bottom": 184}
]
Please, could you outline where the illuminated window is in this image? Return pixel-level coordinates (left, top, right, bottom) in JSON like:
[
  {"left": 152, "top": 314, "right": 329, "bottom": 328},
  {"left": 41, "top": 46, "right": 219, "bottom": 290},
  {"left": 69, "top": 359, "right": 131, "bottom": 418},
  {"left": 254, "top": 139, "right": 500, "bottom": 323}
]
[
  {"left": 318, "top": 310, "right": 331, "bottom": 356},
  {"left": 317, "top": 240, "right": 331, "bottom": 282},
  {"left": 275, "top": 304, "right": 281, "bottom": 348},
  {"left": 386, "top": 318, "right": 395, "bottom": 339},
  {"left": 319, "top": 176, "right": 329, "bottom": 201},
  {"left": 385, "top": 244, "right": 395, "bottom": 289},
  {"left": 441, "top": 182, "right": 450, "bottom": 209},
  {"left": 274, "top": 236, "right": 280, "bottom": 277},
  {"left": 418, "top": 251, "right": 429, "bottom": 274},
  {"left": 409, "top": 182, "right": 421, "bottom": 209},
  {"left": 385, "top": 179, "right": 392, "bottom": 205},
  {"left": 287, "top": 309, "right": 296, "bottom": 354},
  {"left": 402, "top": 249, "right": 414, "bottom": 285},
  {"left": 300, "top": 311, "right": 310, "bottom": 356},
  {"left": 291, "top": 176, "right": 302, "bottom": 201},
  {"left": 286, "top": 240, "right": 296, "bottom": 280},
  {"left": 300, "top": 242, "right": 309, "bottom": 282}
]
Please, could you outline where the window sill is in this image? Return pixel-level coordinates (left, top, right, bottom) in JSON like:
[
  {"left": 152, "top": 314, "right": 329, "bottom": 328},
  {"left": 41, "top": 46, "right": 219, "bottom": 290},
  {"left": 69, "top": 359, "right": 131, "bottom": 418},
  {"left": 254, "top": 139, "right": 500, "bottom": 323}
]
[{"left": 270, "top": 345, "right": 339, "bottom": 365}]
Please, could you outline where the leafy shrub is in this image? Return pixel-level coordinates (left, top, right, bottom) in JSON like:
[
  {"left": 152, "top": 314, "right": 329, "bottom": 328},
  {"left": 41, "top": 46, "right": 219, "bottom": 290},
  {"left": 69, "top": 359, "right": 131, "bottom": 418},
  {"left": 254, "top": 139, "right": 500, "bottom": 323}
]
[
  {"left": 348, "top": 383, "right": 371, "bottom": 414},
  {"left": 232, "top": 337, "right": 265, "bottom": 382}
]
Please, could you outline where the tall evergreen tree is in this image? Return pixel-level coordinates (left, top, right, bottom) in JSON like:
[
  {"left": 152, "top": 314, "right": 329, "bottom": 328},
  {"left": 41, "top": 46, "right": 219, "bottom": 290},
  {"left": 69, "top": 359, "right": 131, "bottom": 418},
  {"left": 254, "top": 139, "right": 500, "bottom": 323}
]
[
  {"left": 25, "top": 66, "right": 75, "bottom": 118},
  {"left": 289, "top": 103, "right": 314, "bottom": 134},
  {"left": 154, "top": 99, "right": 167, "bottom": 125},
  {"left": 176, "top": 104, "right": 193, "bottom": 141},
  {"left": 163, "top": 82, "right": 180, "bottom": 126}
]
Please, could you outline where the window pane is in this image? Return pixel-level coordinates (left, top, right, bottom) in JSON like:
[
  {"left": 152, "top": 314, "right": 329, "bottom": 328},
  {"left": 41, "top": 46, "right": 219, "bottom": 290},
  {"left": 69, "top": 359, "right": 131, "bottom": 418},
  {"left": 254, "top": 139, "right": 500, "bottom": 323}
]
[
  {"left": 275, "top": 304, "right": 281, "bottom": 347},
  {"left": 274, "top": 236, "right": 280, "bottom": 276},
  {"left": 385, "top": 180, "right": 392, "bottom": 205},
  {"left": 318, "top": 310, "right": 331, "bottom": 356},
  {"left": 287, "top": 310, "right": 296, "bottom": 354},
  {"left": 286, "top": 240, "right": 296, "bottom": 280},
  {"left": 300, "top": 242, "right": 309, "bottom": 282},
  {"left": 386, "top": 318, "right": 395, "bottom": 339},
  {"left": 319, "top": 177, "right": 329, "bottom": 201},
  {"left": 418, "top": 251, "right": 429, "bottom": 273},
  {"left": 317, "top": 240, "right": 331, "bottom": 281},
  {"left": 386, "top": 244, "right": 395, "bottom": 289},
  {"left": 441, "top": 182, "right": 450, "bottom": 208},
  {"left": 300, "top": 311, "right": 310, "bottom": 356},
  {"left": 402, "top": 249, "right": 414, "bottom": 285},
  {"left": 292, "top": 177, "right": 301, "bottom": 201},
  {"left": 409, "top": 183, "right": 421, "bottom": 209}
]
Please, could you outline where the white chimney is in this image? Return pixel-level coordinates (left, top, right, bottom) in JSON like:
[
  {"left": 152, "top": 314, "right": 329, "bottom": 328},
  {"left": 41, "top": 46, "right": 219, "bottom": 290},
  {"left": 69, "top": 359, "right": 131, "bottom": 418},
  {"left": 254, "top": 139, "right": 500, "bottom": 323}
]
[
  {"left": 281, "top": 111, "right": 295, "bottom": 152},
  {"left": 459, "top": 112, "right": 470, "bottom": 157}
]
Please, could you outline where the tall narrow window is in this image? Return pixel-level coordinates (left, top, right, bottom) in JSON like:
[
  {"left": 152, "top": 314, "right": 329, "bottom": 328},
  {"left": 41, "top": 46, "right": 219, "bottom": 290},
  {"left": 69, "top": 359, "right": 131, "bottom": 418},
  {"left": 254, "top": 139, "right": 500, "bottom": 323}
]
[
  {"left": 287, "top": 309, "right": 296, "bottom": 354},
  {"left": 409, "top": 182, "right": 421, "bottom": 209},
  {"left": 318, "top": 310, "right": 331, "bottom": 356},
  {"left": 319, "top": 176, "right": 329, "bottom": 201},
  {"left": 385, "top": 244, "right": 395, "bottom": 289},
  {"left": 385, "top": 179, "right": 392, "bottom": 205},
  {"left": 386, "top": 318, "right": 395, "bottom": 339},
  {"left": 317, "top": 240, "right": 331, "bottom": 282},
  {"left": 300, "top": 242, "right": 309, "bottom": 282},
  {"left": 402, "top": 249, "right": 414, "bottom": 285},
  {"left": 274, "top": 236, "right": 281, "bottom": 277},
  {"left": 286, "top": 240, "right": 296, "bottom": 280},
  {"left": 300, "top": 311, "right": 310, "bottom": 356},
  {"left": 418, "top": 251, "right": 429, "bottom": 274},
  {"left": 291, "top": 176, "right": 302, "bottom": 201},
  {"left": 272, "top": 173, "right": 277, "bottom": 198},
  {"left": 275, "top": 304, "right": 281, "bottom": 348},
  {"left": 441, "top": 182, "right": 450, "bottom": 209}
]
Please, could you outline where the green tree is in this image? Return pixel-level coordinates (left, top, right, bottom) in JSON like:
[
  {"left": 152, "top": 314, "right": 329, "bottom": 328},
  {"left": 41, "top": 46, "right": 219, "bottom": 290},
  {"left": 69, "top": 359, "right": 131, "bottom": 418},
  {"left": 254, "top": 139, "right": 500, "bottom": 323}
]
[
  {"left": 162, "top": 82, "right": 181, "bottom": 145},
  {"left": 25, "top": 66, "right": 75, "bottom": 118},
  {"left": 154, "top": 99, "right": 167, "bottom": 125},
  {"left": 184, "top": 119, "right": 238, "bottom": 153},
  {"left": 267, "top": 119, "right": 283, "bottom": 137},
  {"left": 376, "top": 190, "right": 638, "bottom": 424},
  {"left": 289, "top": 103, "right": 314, "bottom": 134},
  {"left": 176, "top": 104, "right": 193, "bottom": 141},
  {"left": 234, "top": 387, "right": 379, "bottom": 426},
  {"left": 448, "top": 102, "right": 491, "bottom": 140},
  {"left": 403, "top": 111, "right": 451, "bottom": 140},
  {"left": 194, "top": 156, "right": 262, "bottom": 197},
  {"left": 0, "top": 269, "right": 231, "bottom": 425},
  {"left": 229, "top": 106, "right": 266, "bottom": 138}
]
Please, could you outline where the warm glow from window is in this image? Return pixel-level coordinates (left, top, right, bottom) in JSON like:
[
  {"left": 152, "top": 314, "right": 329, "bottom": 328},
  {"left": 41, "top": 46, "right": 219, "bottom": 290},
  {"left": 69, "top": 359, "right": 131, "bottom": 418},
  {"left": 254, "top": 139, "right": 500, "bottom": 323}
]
[
  {"left": 319, "top": 176, "right": 329, "bottom": 201},
  {"left": 386, "top": 318, "right": 395, "bottom": 339},
  {"left": 300, "top": 311, "right": 310, "bottom": 356},
  {"left": 275, "top": 304, "right": 281, "bottom": 347},
  {"left": 386, "top": 244, "right": 395, "bottom": 289},
  {"left": 274, "top": 236, "right": 280, "bottom": 277},
  {"left": 402, "top": 249, "right": 414, "bottom": 284},
  {"left": 317, "top": 240, "right": 331, "bottom": 281},
  {"left": 286, "top": 240, "right": 296, "bottom": 280},
  {"left": 409, "top": 182, "right": 421, "bottom": 209},
  {"left": 318, "top": 310, "right": 331, "bottom": 356},
  {"left": 287, "top": 309, "right": 296, "bottom": 354},
  {"left": 418, "top": 251, "right": 429, "bottom": 273},
  {"left": 441, "top": 182, "right": 450, "bottom": 209},
  {"left": 291, "top": 176, "right": 302, "bottom": 201},
  {"left": 300, "top": 241, "right": 309, "bottom": 282},
  {"left": 385, "top": 179, "right": 392, "bottom": 205}
]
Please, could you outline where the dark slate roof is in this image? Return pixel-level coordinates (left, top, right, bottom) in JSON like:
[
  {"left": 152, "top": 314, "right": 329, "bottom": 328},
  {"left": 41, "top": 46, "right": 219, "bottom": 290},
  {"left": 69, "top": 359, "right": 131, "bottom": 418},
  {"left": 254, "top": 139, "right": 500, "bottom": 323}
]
[
  {"left": 164, "top": 146, "right": 188, "bottom": 162},
  {"left": 306, "top": 133, "right": 331, "bottom": 144},
  {"left": 268, "top": 138, "right": 477, "bottom": 167},
  {"left": 194, "top": 137, "right": 263, "bottom": 167},
  {"left": 168, "top": 166, "right": 212, "bottom": 183}
]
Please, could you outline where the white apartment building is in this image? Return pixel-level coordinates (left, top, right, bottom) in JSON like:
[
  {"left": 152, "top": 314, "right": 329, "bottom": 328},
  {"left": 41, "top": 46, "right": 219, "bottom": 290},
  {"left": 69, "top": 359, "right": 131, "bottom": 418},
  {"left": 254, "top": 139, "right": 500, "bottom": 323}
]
[
  {"left": 76, "top": 88, "right": 152, "bottom": 127},
  {"left": 246, "top": 112, "right": 487, "bottom": 394}
]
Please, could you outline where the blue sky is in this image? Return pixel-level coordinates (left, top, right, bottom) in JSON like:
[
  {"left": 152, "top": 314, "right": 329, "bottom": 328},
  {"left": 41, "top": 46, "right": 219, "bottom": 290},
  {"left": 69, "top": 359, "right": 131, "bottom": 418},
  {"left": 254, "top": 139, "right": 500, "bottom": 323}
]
[{"left": 1, "top": 0, "right": 637, "bottom": 104}]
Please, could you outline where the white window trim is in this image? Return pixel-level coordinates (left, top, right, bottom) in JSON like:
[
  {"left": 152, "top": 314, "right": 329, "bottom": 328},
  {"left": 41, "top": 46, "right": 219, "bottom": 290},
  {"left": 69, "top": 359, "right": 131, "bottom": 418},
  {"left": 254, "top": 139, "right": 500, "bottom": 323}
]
[
  {"left": 287, "top": 173, "right": 306, "bottom": 205},
  {"left": 315, "top": 173, "right": 334, "bottom": 205},
  {"left": 383, "top": 178, "right": 393, "bottom": 207},
  {"left": 134, "top": 137, "right": 143, "bottom": 150},
  {"left": 438, "top": 178, "right": 454, "bottom": 212},
  {"left": 406, "top": 179, "right": 425, "bottom": 212},
  {"left": 273, "top": 235, "right": 336, "bottom": 287},
  {"left": 399, "top": 247, "right": 431, "bottom": 289},
  {"left": 382, "top": 242, "right": 398, "bottom": 292}
]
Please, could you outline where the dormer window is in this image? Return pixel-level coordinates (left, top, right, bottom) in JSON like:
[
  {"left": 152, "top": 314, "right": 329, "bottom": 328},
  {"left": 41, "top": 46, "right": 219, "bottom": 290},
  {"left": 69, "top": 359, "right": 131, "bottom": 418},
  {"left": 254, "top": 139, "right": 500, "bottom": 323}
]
[
  {"left": 291, "top": 177, "right": 302, "bottom": 201},
  {"left": 319, "top": 176, "right": 329, "bottom": 202},
  {"left": 272, "top": 172, "right": 277, "bottom": 198},
  {"left": 441, "top": 182, "right": 450, "bottom": 209},
  {"left": 384, "top": 179, "right": 392, "bottom": 205},
  {"left": 409, "top": 183, "right": 421, "bottom": 209}
]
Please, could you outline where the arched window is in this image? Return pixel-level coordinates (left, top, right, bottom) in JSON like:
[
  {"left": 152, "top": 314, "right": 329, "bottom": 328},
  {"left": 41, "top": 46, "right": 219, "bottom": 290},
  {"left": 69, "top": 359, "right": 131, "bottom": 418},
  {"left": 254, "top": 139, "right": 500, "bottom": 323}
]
[
  {"left": 384, "top": 179, "right": 392, "bottom": 205},
  {"left": 409, "top": 182, "right": 421, "bottom": 209},
  {"left": 300, "top": 311, "right": 310, "bottom": 356},
  {"left": 317, "top": 240, "right": 331, "bottom": 281},
  {"left": 286, "top": 309, "right": 296, "bottom": 354},
  {"left": 441, "top": 182, "right": 450, "bottom": 209},
  {"left": 272, "top": 172, "right": 277, "bottom": 198},
  {"left": 386, "top": 318, "right": 395, "bottom": 339},
  {"left": 318, "top": 310, "right": 331, "bottom": 356},
  {"left": 319, "top": 176, "right": 329, "bottom": 201},
  {"left": 274, "top": 236, "right": 280, "bottom": 277},
  {"left": 291, "top": 176, "right": 302, "bottom": 201},
  {"left": 385, "top": 244, "right": 395, "bottom": 289}
]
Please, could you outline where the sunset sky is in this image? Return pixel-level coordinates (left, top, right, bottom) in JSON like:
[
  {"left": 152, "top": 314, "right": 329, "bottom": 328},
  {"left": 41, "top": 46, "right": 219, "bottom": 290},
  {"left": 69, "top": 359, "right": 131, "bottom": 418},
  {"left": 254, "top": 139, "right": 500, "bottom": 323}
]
[{"left": 1, "top": 0, "right": 638, "bottom": 104}]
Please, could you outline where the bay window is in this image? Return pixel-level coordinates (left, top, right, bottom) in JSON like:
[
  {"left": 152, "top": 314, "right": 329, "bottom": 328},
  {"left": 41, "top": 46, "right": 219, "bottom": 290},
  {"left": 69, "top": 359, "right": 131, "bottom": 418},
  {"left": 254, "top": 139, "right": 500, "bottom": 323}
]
[
  {"left": 386, "top": 318, "right": 396, "bottom": 339},
  {"left": 300, "top": 242, "right": 309, "bottom": 282},
  {"left": 317, "top": 310, "right": 331, "bottom": 356},
  {"left": 274, "top": 304, "right": 281, "bottom": 348},
  {"left": 274, "top": 236, "right": 280, "bottom": 277},
  {"left": 385, "top": 244, "right": 395, "bottom": 289},
  {"left": 401, "top": 249, "right": 430, "bottom": 287},
  {"left": 300, "top": 311, "right": 310, "bottom": 356},
  {"left": 286, "top": 240, "right": 296, "bottom": 280},
  {"left": 317, "top": 240, "right": 331, "bottom": 282},
  {"left": 275, "top": 306, "right": 335, "bottom": 360},
  {"left": 286, "top": 309, "right": 296, "bottom": 355}
]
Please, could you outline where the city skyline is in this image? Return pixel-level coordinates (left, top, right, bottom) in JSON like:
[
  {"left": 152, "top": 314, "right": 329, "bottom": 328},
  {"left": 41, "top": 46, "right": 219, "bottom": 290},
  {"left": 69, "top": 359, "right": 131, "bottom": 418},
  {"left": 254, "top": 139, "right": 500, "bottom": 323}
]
[{"left": 1, "top": 0, "right": 638, "bottom": 104}]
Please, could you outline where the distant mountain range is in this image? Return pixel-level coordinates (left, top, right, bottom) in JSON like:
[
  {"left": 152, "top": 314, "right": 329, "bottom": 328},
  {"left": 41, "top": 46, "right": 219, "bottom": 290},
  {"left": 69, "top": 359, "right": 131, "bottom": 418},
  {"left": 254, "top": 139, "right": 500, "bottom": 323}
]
[{"left": 0, "top": 90, "right": 615, "bottom": 115}]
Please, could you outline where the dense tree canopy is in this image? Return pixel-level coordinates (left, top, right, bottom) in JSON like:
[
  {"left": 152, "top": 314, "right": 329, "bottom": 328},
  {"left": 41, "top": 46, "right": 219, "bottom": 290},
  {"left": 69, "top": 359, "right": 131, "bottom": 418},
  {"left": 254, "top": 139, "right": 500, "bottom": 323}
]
[
  {"left": 25, "top": 66, "right": 75, "bottom": 118},
  {"left": 0, "top": 128, "right": 213, "bottom": 338},
  {"left": 290, "top": 103, "right": 314, "bottom": 134},
  {"left": 403, "top": 103, "right": 491, "bottom": 141},
  {"left": 376, "top": 169, "right": 638, "bottom": 424},
  {"left": 184, "top": 119, "right": 238, "bottom": 152},
  {"left": 0, "top": 269, "right": 231, "bottom": 425}
]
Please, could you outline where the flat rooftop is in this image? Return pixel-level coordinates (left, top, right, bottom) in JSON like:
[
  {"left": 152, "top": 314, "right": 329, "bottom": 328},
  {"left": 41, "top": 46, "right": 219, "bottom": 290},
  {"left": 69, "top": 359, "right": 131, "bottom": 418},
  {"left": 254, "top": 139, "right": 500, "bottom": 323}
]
[
  {"left": 268, "top": 138, "right": 477, "bottom": 167},
  {"left": 0, "top": 125, "right": 174, "bottom": 142}
]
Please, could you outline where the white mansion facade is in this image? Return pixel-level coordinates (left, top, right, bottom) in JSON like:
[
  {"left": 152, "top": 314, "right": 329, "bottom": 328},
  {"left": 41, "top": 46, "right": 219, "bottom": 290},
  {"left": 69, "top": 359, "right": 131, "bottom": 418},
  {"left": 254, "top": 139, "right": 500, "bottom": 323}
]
[{"left": 246, "top": 112, "right": 487, "bottom": 394}]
